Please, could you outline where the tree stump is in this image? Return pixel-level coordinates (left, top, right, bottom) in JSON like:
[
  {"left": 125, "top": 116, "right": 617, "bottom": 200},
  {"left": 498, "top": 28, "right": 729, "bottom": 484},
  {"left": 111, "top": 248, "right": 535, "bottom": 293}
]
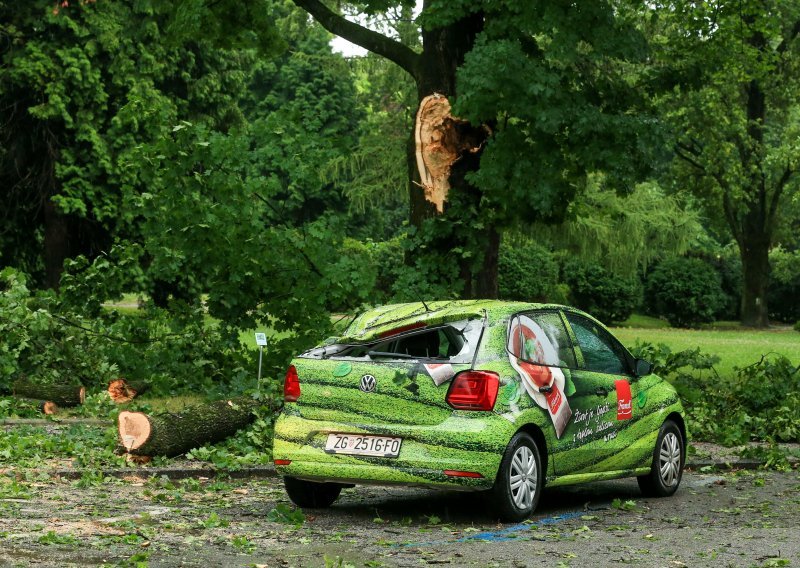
[{"left": 108, "top": 379, "right": 150, "bottom": 403}]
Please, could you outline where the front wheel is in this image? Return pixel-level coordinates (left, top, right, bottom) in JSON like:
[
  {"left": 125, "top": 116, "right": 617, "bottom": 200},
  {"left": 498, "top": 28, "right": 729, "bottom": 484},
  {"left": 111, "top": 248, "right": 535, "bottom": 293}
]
[
  {"left": 638, "top": 419, "right": 684, "bottom": 497},
  {"left": 490, "top": 432, "right": 543, "bottom": 522},
  {"left": 283, "top": 476, "right": 342, "bottom": 508}
]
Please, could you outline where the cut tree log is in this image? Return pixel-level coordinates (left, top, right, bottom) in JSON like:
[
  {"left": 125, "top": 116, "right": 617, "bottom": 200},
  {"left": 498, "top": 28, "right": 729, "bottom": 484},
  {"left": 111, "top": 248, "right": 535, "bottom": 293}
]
[
  {"left": 12, "top": 379, "right": 85, "bottom": 407},
  {"left": 117, "top": 397, "right": 259, "bottom": 457},
  {"left": 108, "top": 378, "right": 150, "bottom": 403},
  {"left": 15, "top": 398, "right": 59, "bottom": 415}
]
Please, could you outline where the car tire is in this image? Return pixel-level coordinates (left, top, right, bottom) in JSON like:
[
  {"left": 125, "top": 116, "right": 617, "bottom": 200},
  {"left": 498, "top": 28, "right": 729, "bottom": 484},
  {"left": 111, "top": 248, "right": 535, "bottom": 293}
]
[
  {"left": 490, "top": 432, "right": 543, "bottom": 522},
  {"left": 637, "top": 419, "right": 684, "bottom": 497},
  {"left": 283, "top": 476, "right": 342, "bottom": 508}
]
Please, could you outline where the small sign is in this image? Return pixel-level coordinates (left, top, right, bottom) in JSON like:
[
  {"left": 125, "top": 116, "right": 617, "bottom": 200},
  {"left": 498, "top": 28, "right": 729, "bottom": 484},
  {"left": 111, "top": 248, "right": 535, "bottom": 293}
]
[{"left": 255, "top": 333, "right": 268, "bottom": 347}]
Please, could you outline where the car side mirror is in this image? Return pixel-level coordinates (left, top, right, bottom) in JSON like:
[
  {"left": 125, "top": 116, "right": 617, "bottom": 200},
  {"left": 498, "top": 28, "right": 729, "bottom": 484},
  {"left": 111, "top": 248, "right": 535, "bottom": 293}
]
[{"left": 635, "top": 358, "right": 653, "bottom": 377}]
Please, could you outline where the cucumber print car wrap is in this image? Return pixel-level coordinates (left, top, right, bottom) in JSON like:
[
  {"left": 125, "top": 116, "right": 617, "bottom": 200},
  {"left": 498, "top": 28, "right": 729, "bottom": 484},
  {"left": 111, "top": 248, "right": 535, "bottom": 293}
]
[
  {"left": 272, "top": 353, "right": 515, "bottom": 488},
  {"left": 272, "top": 300, "right": 685, "bottom": 497}
]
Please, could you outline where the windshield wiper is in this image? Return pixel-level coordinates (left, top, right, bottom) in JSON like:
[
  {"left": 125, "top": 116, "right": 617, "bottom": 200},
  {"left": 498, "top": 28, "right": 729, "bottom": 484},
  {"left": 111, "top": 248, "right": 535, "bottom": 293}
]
[{"left": 367, "top": 351, "right": 418, "bottom": 360}]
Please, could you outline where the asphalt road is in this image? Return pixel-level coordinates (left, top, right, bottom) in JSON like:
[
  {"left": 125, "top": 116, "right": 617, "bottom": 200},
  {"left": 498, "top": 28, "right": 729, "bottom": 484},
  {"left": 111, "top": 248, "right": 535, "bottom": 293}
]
[{"left": 0, "top": 469, "right": 798, "bottom": 567}]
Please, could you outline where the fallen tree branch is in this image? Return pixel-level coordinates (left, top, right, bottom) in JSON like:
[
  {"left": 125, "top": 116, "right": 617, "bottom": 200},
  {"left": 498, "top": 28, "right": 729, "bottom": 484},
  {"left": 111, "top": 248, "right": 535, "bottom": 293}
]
[{"left": 12, "top": 379, "right": 85, "bottom": 407}]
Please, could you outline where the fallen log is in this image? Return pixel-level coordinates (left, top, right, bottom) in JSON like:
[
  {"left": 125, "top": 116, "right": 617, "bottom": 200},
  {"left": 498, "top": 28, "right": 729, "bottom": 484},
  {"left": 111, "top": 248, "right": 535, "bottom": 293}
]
[
  {"left": 117, "top": 397, "right": 259, "bottom": 458},
  {"left": 12, "top": 379, "right": 85, "bottom": 407},
  {"left": 15, "top": 398, "right": 59, "bottom": 415},
  {"left": 108, "top": 378, "right": 150, "bottom": 403}
]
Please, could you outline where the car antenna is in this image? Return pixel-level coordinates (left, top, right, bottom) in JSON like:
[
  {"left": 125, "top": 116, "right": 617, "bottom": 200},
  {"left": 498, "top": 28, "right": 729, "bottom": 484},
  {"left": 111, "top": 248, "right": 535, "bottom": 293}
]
[{"left": 420, "top": 299, "right": 432, "bottom": 312}]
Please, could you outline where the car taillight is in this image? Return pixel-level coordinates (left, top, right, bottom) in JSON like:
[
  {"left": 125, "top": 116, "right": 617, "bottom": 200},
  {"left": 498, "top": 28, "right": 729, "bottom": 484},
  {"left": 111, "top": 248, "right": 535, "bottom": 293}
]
[
  {"left": 284, "top": 365, "right": 301, "bottom": 402},
  {"left": 445, "top": 370, "right": 499, "bottom": 411}
]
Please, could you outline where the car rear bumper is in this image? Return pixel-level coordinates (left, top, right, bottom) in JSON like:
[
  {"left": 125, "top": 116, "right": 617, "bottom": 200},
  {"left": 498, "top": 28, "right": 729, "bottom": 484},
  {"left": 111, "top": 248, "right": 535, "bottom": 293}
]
[{"left": 272, "top": 410, "right": 514, "bottom": 490}]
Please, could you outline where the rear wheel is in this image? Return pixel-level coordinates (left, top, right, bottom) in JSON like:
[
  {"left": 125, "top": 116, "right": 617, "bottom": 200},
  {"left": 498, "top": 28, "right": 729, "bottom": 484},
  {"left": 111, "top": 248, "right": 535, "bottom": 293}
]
[
  {"left": 490, "top": 432, "right": 543, "bottom": 522},
  {"left": 638, "top": 419, "right": 684, "bottom": 497},
  {"left": 283, "top": 476, "right": 342, "bottom": 508}
]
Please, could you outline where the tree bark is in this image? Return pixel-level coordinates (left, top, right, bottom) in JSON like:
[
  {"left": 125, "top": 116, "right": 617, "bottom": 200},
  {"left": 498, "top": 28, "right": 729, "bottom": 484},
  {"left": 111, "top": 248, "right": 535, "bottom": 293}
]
[
  {"left": 738, "top": 237, "right": 770, "bottom": 327},
  {"left": 475, "top": 226, "right": 500, "bottom": 298},
  {"left": 408, "top": 8, "right": 484, "bottom": 229},
  {"left": 12, "top": 379, "right": 85, "bottom": 407},
  {"left": 117, "top": 397, "right": 259, "bottom": 457},
  {"left": 108, "top": 379, "right": 151, "bottom": 403}
]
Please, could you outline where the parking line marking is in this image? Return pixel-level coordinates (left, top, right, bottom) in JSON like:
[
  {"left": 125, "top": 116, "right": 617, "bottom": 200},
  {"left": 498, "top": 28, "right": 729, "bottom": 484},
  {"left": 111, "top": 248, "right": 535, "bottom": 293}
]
[{"left": 398, "top": 510, "right": 586, "bottom": 547}]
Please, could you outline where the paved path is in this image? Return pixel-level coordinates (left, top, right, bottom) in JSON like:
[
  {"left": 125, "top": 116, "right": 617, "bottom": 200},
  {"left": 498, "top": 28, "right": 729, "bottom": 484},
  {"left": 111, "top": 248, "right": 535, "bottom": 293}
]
[{"left": 1, "top": 470, "right": 798, "bottom": 567}]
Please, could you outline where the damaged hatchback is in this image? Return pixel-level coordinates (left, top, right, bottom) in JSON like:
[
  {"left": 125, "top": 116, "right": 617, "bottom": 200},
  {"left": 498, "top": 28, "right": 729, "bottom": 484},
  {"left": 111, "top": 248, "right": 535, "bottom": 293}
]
[{"left": 272, "top": 300, "right": 686, "bottom": 521}]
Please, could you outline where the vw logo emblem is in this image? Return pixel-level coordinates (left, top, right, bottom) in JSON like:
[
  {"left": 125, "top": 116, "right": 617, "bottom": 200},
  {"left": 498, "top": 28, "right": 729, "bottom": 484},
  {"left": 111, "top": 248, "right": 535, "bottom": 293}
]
[{"left": 359, "top": 374, "right": 376, "bottom": 393}]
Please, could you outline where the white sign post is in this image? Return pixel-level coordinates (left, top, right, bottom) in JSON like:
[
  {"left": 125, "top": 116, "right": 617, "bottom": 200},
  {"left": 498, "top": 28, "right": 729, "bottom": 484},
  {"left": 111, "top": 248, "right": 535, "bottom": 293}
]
[{"left": 255, "top": 333, "right": 268, "bottom": 393}]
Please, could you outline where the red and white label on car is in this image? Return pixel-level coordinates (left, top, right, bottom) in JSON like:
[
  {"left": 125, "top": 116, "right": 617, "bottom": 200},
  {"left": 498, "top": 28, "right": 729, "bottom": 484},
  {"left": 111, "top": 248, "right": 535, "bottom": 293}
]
[
  {"left": 615, "top": 379, "right": 633, "bottom": 420},
  {"left": 424, "top": 363, "right": 455, "bottom": 386}
]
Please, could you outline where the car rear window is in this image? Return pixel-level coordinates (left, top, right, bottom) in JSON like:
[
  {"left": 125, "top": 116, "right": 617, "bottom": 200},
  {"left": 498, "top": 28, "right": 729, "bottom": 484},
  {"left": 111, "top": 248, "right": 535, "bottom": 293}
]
[{"left": 301, "top": 319, "right": 484, "bottom": 364}]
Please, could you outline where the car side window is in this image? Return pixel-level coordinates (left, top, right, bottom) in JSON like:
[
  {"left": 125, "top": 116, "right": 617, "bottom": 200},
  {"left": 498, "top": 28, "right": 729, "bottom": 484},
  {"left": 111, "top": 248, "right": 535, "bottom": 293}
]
[
  {"left": 507, "top": 311, "right": 576, "bottom": 368},
  {"left": 565, "top": 313, "right": 628, "bottom": 375}
]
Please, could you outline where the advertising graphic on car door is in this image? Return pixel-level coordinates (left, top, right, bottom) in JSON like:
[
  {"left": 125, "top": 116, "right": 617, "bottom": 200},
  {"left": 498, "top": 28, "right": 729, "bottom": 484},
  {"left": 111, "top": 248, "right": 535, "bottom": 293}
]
[
  {"left": 554, "top": 312, "right": 643, "bottom": 474},
  {"left": 506, "top": 311, "right": 647, "bottom": 475},
  {"left": 507, "top": 314, "right": 572, "bottom": 438}
]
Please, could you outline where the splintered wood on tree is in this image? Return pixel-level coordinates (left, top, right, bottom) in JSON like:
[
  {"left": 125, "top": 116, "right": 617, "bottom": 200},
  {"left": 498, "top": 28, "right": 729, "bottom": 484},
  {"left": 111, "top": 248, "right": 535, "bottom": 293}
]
[
  {"left": 414, "top": 94, "right": 490, "bottom": 213},
  {"left": 12, "top": 379, "right": 85, "bottom": 407},
  {"left": 117, "top": 397, "right": 259, "bottom": 457},
  {"left": 16, "top": 398, "right": 59, "bottom": 415},
  {"left": 108, "top": 378, "right": 150, "bottom": 403}
]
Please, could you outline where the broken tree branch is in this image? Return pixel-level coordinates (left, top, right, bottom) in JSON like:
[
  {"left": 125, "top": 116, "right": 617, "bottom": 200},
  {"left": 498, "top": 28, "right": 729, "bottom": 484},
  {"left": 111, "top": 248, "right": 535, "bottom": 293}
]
[{"left": 291, "top": 0, "right": 420, "bottom": 77}]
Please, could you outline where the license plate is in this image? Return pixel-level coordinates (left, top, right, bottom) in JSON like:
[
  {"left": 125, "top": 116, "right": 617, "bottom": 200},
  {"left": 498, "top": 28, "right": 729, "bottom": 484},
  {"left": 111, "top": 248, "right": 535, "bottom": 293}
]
[{"left": 325, "top": 433, "right": 402, "bottom": 458}]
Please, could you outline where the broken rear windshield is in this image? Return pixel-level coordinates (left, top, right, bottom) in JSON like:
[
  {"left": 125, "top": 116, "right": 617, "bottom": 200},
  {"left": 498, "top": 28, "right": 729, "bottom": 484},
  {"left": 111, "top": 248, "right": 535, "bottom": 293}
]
[{"left": 301, "top": 319, "right": 484, "bottom": 364}]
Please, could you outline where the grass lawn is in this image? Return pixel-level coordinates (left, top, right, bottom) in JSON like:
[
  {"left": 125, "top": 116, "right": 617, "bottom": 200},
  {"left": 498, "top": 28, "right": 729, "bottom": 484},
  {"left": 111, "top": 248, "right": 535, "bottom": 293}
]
[{"left": 611, "top": 325, "right": 800, "bottom": 376}]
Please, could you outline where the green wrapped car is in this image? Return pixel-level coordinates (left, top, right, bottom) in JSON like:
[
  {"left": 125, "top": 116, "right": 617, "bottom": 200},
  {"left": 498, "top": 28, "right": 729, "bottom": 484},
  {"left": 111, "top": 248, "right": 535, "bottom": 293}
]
[{"left": 272, "top": 301, "right": 686, "bottom": 521}]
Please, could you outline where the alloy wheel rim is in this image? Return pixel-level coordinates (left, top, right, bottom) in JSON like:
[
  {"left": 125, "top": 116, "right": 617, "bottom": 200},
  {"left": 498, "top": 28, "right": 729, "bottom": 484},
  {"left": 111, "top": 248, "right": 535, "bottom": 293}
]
[
  {"left": 509, "top": 445, "right": 537, "bottom": 510},
  {"left": 659, "top": 432, "right": 681, "bottom": 487}
]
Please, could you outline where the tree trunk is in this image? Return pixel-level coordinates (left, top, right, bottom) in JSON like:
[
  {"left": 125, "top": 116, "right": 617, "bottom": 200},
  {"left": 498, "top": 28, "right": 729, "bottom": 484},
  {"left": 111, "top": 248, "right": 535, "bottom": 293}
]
[
  {"left": 108, "top": 379, "right": 151, "bottom": 403},
  {"left": 290, "top": 0, "right": 496, "bottom": 297},
  {"left": 117, "top": 397, "right": 259, "bottom": 457},
  {"left": 475, "top": 227, "right": 500, "bottom": 298},
  {"left": 739, "top": 238, "right": 770, "bottom": 327},
  {"left": 12, "top": 379, "right": 85, "bottom": 407},
  {"left": 408, "top": 9, "right": 484, "bottom": 229}
]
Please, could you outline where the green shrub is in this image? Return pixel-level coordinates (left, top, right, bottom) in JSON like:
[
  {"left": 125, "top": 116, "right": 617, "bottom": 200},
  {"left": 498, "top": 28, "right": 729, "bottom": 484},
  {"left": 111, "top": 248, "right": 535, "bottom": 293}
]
[
  {"left": 0, "top": 268, "right": 117, "bottom": 393},
  {"left": 632, "top": 342, "right": 800, "bottom": 446},
  {"left": 498, "top": 241, "right": 559, "bottom": 302},
  {"left": 561, "top": 261, "right": 641, "bottom": 324},
  {"left": 691, "top": 355, "right": 800, "bottom": 445},
  {"left": 768, "top": 247, "right": 800, "bottom": 323},
  {"left": 369, "top": 237, "right": 404, "bottom": 303},
  {"left": 705, "top": 244, "right": 741, "bottom": 320},
  {"left": 795, "top": 320, "right": 800, "bottom": 332},
  {"left": 645, "top": 256, "right": 726, "bottom": 328},
  {"left": 0, "top": 266, "right": 256, "bottom": 400},
  {"left": 327, "top": 237, "right": 406, "bottom": 311}
]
